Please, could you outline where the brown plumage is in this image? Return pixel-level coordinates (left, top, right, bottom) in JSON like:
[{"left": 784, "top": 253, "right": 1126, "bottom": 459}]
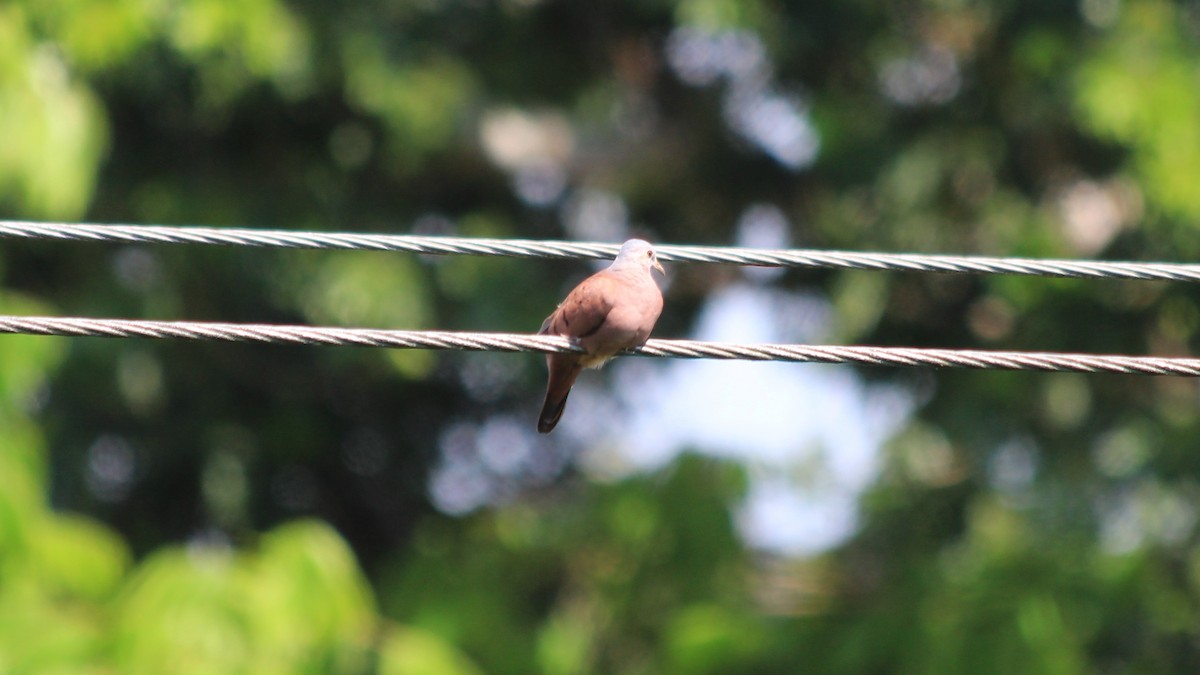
[{"left": 537, "top": 239, "right": 665, "bottom": 433}]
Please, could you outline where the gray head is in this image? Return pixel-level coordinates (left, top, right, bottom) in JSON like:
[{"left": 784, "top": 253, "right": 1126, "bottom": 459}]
[{"left": 609, "top": 239, "right": 665, "bottom": 275}]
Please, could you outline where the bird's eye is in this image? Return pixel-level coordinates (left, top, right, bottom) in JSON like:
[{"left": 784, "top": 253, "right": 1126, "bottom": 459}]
[{"left": 646, "top": 251, "right": 654, "bottom": 258}]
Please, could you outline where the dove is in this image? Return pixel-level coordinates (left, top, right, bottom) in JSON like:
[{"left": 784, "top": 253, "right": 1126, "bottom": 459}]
[{"left": 537, "top": 239, "right": 665, "bottom": 433}]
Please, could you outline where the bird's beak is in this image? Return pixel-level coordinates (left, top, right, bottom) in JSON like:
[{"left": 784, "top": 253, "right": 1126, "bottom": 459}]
[{"left": 652, "top": 258, "right": 665, "bottom": 275}]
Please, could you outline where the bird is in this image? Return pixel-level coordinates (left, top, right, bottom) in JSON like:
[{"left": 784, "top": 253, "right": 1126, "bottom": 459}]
[{"left": 537, "top": 239, "right": 665, "bottom": 433}]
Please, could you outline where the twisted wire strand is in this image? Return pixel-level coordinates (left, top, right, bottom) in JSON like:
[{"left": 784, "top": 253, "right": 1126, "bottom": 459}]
[
  {"left": 3, "top": 220, "right": 1199, "bottom": 281},
  {"left": 2, "top": 315, "right": 1198, "bottom": 376}
]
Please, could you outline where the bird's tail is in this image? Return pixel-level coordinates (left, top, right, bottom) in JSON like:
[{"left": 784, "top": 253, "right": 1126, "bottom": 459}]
[
  {"left": 538, "top": 390, "right": 570, "bottom": 433},
  {"left": 538, "top": 359, "right": 582, "bottom": 434}
]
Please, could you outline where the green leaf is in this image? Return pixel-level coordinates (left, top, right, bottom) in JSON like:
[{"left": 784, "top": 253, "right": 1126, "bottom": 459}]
[
  {"left": 378, "top": 625, "right": 484, "bottom": 675},
  {"left": 0, "top": 6, "right": 107, "bottom": 218},
  {"left": 31, "top": 513, "right": 131, "bottom": 601}
]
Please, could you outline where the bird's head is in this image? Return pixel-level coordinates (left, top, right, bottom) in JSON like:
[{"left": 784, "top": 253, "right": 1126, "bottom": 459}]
[{"left": 612, "top": 239, "right": 665, "bottom": 275}]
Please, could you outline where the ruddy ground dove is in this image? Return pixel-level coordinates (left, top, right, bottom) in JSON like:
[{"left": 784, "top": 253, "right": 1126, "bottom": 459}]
[{"left": 537, "top": 239, "right": 665, "bottom": 433}]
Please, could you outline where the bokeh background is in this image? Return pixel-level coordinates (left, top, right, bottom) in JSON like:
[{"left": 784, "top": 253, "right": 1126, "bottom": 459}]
[{"left": 4, "top": 0, "right": 1200, "bottom": 672}]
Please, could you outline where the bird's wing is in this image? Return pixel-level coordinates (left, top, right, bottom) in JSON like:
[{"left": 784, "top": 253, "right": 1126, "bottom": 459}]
[{"left": 539, "top": 272, "right": 618, "bottom": 338}]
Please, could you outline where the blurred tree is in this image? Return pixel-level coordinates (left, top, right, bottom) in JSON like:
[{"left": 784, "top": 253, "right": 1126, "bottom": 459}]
[{"left": 3, "top": 0, "right": 1200, "bottom": 671}]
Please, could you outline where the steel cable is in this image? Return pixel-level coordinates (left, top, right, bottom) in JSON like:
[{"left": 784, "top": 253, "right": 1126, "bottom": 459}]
[
  {"left": 3, "top": 220, "right": 1200, "bottom": 281},
  {"left": 2, "top": 315, "right": 1198, "bottom": 377}
]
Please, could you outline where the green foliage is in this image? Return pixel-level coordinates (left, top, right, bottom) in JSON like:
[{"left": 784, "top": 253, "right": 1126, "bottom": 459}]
[
  {"left": 0, "top": 6, "right": 107, "bottom": 218},
  {"left": 0, "top": 291, "right": 126, "bottom": 673},
  {"left": 344, "top": 39, "right": 475, "bottom": 171},
  {"left": 110, "top": 521, "right": 376, "bottom": 673},
  {"left": 290, "top": 251, "right": 435, "bottom": 376},
  {"left": 674, "top": 0, "right": 770, "bottom": 30},
  {"left": 30, "top": 0, "right": 157, "bottom": 71},
  {"left": 378, "top": 626, "right": 485, "bottom": 675},
  {"left": 4, "top": 0, "right": 1200, "bottom": 672},
  {"left": 375, "top": 456, "right": 757, "bottom": 674},
  {"left": 1076, "top": 0, "right": 1200, "bottom": 221}
]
